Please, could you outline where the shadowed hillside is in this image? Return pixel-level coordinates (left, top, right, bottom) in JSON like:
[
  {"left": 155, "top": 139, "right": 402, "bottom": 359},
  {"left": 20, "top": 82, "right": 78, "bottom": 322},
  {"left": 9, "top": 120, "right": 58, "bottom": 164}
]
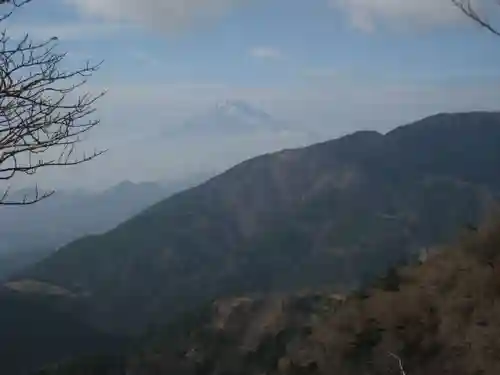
[
  {"left": 41, "top": 219, "right": 500, "bottom": 375},
  {"left": 0, "top": 288, "right": 127, "bottom": 375}
]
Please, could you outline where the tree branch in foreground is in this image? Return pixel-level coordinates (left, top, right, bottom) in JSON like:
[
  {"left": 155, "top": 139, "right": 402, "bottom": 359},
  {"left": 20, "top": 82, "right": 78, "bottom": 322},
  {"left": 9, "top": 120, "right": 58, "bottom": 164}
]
[
  {"left": 0, "top": 1, "right": 105, "bottom": 204},
  {"left": 388, "top": 352, "right": 407, "bottom": 375},
  {"left": 452, "top": 0, "right": 500, "bottom": 36}
]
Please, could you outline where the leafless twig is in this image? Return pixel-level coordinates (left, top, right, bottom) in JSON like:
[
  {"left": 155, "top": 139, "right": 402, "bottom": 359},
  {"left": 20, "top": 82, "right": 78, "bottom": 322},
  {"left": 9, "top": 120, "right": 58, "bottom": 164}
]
[
  {"left": 388, "top": 352, "right": 407, "bottom": 375},
  {"left": 452, "top": 0, "right": 500, "bottom": 36}
]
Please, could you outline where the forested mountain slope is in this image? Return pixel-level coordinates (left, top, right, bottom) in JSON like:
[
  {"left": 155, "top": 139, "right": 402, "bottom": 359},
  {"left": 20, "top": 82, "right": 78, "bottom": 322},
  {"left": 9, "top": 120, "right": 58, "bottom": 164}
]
[{"left": 41, "top": 220, "right": 500, "bottom": 375}]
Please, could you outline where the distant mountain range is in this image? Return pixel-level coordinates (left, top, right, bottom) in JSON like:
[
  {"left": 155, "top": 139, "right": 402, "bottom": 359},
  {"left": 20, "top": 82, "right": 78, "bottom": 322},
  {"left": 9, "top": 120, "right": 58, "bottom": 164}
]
[
  {"left": 0, "top": 174, "right": 212, "bottom": 280},
  {"left": 11, "top": 111, "right": 500, "bottom": 339}
]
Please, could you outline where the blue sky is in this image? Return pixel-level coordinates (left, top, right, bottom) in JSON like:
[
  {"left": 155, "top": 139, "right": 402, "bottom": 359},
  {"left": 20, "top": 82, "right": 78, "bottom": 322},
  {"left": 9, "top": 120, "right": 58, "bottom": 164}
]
[
  {"left": 14, "top": 0, "right": 500, "bottom": 86},
  {"left": 6, "top": 0, "right": 500, "bottom": 190}
]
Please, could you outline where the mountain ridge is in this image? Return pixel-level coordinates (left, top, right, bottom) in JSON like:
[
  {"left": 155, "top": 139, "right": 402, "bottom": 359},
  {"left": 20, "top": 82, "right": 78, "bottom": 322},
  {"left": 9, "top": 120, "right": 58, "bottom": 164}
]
[
  {"left": 14, "top": 111, "right": 500, "bottom": 334},
  {"left": 0, "top": 175, "right": 213, "bottom": 280}
]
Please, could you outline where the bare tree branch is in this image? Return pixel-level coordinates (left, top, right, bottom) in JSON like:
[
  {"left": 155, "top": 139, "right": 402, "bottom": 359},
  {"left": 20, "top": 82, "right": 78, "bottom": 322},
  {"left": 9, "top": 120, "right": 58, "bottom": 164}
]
[
  {"left": 0, "top": 184, "right": 54, "bottom": 205},
  {"left": 388, "top": 352, "right": 407, "bottom": 375},
  {"left": 452, "top": 0, "right": 500, "bottom": 36},
  {"left": 0, "top": 0, "right": 32, "bottom": 22},
  {"left": 0, "top": 0, "right": 105, "bottom": 205}
]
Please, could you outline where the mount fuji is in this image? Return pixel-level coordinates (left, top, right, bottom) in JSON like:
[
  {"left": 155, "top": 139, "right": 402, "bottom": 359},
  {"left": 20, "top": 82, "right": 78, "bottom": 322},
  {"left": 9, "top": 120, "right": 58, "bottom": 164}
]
[
  {"left": 111, "top": 100, "right": 323, "bottom": 183},
  {"left": 164, "top": 99, "right": 317, "bottom": 140}
]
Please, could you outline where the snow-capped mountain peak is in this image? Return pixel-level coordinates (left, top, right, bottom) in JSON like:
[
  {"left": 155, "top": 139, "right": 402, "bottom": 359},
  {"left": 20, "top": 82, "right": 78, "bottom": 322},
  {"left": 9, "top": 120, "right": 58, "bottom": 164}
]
[
  {"left": 160, "top": 99, "right": 320, "bottom": 146},
  {"left": 214, "top": 100, "right": 273, "bottom": 123},
  {"left": 179, "top": 99, "right": 282, "bottom": 135}
]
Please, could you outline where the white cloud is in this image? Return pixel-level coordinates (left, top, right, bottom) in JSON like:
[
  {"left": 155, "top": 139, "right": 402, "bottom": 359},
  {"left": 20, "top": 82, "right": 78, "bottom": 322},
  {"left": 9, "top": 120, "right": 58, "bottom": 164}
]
[
  {"left": 63, "top": 0, "right": 488, "bottom": 35},
  {"left": 329, "top": 0, "right": 468, "bottom": 31},
  {"left": 66, "top": 0, "right": 243, "bottom": 32},
  {"left": 249, "top": 47, "right": 283, "bottom": 60}
]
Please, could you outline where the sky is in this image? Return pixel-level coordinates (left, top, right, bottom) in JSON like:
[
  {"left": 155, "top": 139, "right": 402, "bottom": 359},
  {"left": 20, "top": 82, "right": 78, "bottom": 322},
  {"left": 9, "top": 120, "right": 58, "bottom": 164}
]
[{"left": 5, "top": 0, "right": 500, "bottom": 191}]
